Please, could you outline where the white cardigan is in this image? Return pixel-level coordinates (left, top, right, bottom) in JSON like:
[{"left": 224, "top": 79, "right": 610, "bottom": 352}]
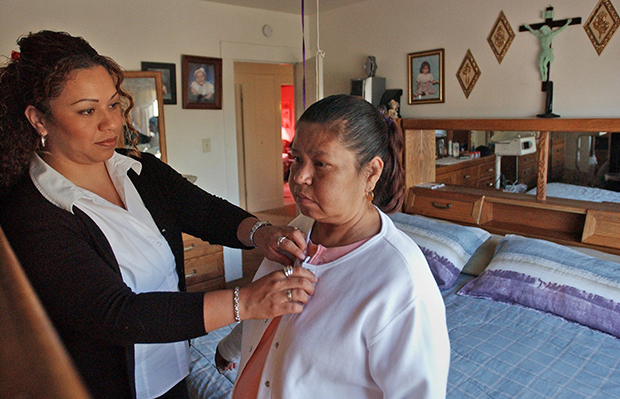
[{"left": 236, "top": 210, "right": 450, "bottom": 399}]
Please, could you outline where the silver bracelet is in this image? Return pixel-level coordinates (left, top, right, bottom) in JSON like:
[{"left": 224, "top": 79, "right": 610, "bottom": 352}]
[
  {"left": 248, "top": 220, "right": 271, "bottom": 247},
  {"left": 233, "top": 287, "right": 241, "bottom": 323}
]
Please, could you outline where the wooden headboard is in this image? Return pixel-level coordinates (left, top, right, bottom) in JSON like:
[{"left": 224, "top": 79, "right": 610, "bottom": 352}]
[{"left": 400, "top": 118, "right": 620, "bottom": 255}]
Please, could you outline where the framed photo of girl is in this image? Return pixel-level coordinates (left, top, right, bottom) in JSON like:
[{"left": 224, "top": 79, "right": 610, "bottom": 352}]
[
  {"left": 407, "top": 49, "right": 445, "bottom": 105},
  {"left": 181, "top": 55, "right": 222, "bottom": 109}
]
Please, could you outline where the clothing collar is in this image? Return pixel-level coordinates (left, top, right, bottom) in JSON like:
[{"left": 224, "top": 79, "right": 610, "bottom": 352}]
[{"left": 29, "top": 151, "right": 142, "bottom": 214}]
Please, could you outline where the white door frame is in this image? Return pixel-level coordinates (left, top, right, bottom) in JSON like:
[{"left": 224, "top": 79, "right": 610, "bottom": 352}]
[{"left": 220, "top": 41, "right": 301, "bottom": 281}]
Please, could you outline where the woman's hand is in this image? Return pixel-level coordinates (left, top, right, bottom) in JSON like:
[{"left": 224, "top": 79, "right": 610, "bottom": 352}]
[
  {"left": 252, "top": 224, "right": 307, "bottom": 266},
  {"left": 238, "top": 266, "right": 317, "bottom": 320},
  {"left": 215, "top": 348, "right": 237, "bottom": 374}
]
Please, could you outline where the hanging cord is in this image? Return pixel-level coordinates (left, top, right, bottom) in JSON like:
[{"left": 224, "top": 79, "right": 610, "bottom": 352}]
[
  {"left": 315, "top": 0, "right": 325, "bottom": 100},
  {"left": 301, "top": 0, "right": 306, "bottom": 109}
]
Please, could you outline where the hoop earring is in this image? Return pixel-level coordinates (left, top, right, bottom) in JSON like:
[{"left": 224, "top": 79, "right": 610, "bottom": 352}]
[
  {"left": 40, "top": 134, "right": 47, "bottom": 148},
  {"left": 365, "top": 191, "right": 374, "bottom": 202}
]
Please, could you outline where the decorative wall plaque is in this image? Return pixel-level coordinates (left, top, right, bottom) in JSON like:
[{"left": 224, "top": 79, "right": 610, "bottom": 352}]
[
  {"left": 487, "top": 11, "right": 515, "bottom": 64},
  {"left": 584, "top": 0, "right": 620, "bottom": 55},
  {"left": 456, "top": 50, "right": 481, "bottom": 99}
]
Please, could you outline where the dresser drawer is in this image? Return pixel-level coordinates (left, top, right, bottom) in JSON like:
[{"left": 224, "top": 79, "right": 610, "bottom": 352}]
[
  {"left": 407, "top": 188, "right": 486, "bottom": 224},
  {"left": 182, "top": 234, "right": 225, "bottom": 292},
  {"left": 519, "top": 154, "right": 538, "bottom": 168},
  {"left": 183, "top": 234, "right": 222, "bottom": 259},
  {"left": 477, "top": 163, "right": 496, "bottom": 179},
  {"left": 185, "top": 251, "right": 225, "bottom": 290},
  {"left": 582, "top": 210, "right": 620, "bottom": 249}
]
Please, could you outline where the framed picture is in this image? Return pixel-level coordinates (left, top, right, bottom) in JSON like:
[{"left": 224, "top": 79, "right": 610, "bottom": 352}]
[
  {"left": 141, "top": 62, "right": 177, "bottom": 105},
  {"left": 181, "top": 55, "right": 222, "bottom": 109},
  {"left": 408, "top": 49, "right": 445, "bottom": 105}
]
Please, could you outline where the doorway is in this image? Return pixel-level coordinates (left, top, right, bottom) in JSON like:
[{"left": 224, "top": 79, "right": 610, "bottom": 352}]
[{"left": 234, "top": 62, "right": 295, "bottom": 213}]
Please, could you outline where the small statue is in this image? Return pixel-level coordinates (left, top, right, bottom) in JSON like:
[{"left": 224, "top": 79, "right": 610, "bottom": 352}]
[
  {"left": 364, "top": 56, "right": 377, "bottom": 77},
  {"left": 387, "top": 99, "right": 400, "bottom": 119}
]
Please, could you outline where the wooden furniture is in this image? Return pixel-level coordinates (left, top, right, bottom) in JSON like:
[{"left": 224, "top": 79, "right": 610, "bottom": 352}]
[
  {"left": 549, "top": 133, "right": 565, "bottom": 181},
  {"left": 501, "top": 150, "right": 538, "bottom": 189},
  {"left": 400, "top": 118, "right": 620, "bottom": 254},
  {"left": 435, "top": 155, "right": 496, "bottom": 188},
  {"left": 182, "top": 234, "right": 225, "bottom": 292},
  {"left": 405, "top": 184, "right": 620, "bottom": 254},
  {"left": 0, "top": 226, "right": 91, "bottom": 398}
]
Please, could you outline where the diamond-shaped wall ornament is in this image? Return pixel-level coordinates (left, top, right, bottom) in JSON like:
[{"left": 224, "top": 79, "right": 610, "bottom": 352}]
[
  {"left": 487, "top": 11, "right": 515, "bottom": 64},
  {"left": 584, "top": 0, "right": 620, "bottom": 55},
  {"left": 456, "top": 50, "right": 481, "bottom": 99}
]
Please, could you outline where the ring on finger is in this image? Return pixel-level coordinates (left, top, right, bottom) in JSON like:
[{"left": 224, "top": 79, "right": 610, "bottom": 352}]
[
  {"left": 277, "top": 236, "right": 286, "bottom": 247},
  {"left": 286, "top": 289, "right": 293, "bottom": 302},
  {"left": 283, "top": 265, "right": 294, "bottom": 278}
]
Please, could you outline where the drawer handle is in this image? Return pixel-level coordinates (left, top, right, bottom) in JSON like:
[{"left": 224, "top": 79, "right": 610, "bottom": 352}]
[
  {"left": 432, "top": 201, "right": 451, "bottom": 209},
  {"left": 184, "top": 243, "right": 195, "bottom": 252},
  {"left": 487, "top": 168, "right": 494, "bottom": 172},
  {"left": 463, "top": 174, "right": 471, "bottom": 179},
  {"left": 185, "top": 270, "right": 197, "bottom": 278}
]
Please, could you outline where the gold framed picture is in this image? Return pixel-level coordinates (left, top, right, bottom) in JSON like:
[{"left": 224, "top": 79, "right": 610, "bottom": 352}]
[
  {"left": 488, "top": 11, "right": 515, "bottom": 64},
  {"left": 456, "top": 50, "right": 481, "bottom": 99},
  {"left": 584, "top": 0, "right": 620, "bottom": 55},
  {"left": 407, "top": 49, "right": 445, "bottom": 105}
]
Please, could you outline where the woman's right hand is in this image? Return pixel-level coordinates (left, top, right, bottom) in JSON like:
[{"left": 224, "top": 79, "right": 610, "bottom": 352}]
[{"left": 238, "top": 266, "right": 317, "bottom": 320}]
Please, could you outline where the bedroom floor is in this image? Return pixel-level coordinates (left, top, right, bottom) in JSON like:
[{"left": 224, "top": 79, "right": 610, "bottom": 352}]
[{"left": 226, "top": 199, "right": 298, "bottom": 289}]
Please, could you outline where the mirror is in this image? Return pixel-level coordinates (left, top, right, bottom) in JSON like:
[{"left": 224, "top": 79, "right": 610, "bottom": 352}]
[
  {"left": 434, "top": 129, "right": 619, "bottom": 202},
  {"left": 121, "top": 71, "right": 167, "bottom": 163}
]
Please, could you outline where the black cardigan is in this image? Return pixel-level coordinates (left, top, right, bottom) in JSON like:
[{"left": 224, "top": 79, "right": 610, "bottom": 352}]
[{"left": 0, "top": 151, "right": 253, "bottom": 398}]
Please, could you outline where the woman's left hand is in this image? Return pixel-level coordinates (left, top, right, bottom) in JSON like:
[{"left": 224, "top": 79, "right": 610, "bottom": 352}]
[{"left": 253, "top": 225, "right": 307, "bottom": 266}]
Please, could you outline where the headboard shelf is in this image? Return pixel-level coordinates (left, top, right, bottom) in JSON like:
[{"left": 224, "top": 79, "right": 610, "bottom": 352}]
[
  {"left": 400, "top": 117, "right": 620, "bottom": 254},
  {"left": 401, "top": 118, "right": 620, "bottom": 132}
]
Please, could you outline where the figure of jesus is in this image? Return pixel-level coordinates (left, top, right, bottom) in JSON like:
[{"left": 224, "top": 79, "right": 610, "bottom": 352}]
[{"left": 523, "top": 18, "right": 572, "bottom": 82}]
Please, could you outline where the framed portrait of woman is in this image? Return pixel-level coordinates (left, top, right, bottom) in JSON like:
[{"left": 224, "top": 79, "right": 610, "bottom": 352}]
[
  {"left": 181, "top": 55, "right": 222, "bottom": 109},
  {"left": 407, "top": 49, "right": 445, "bottom": 105}
]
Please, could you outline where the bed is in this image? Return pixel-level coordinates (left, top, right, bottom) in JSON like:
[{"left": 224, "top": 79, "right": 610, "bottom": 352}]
[
  {"left": 187, "top": 212, "right": 620, "bottom": 398},
  {"left": 186, "top": 118, "right": 620, "bottom": 398},
  {"left": 527, "top": 182, "right": 620, "bottom": 203}
]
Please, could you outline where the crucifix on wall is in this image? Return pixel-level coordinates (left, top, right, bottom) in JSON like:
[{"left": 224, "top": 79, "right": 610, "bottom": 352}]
[{"left": 519, "top": 6, "right": 581, "bottom": 118}]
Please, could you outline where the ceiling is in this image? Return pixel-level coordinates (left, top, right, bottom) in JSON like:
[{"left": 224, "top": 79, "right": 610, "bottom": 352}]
[{"left": 201, "top": 0, "right": 370, "bottom": 14}]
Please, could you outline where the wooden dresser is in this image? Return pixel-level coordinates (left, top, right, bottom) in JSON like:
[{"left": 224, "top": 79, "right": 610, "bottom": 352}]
[
  {"left": 549, "top": 133, "right": 565, "bottom": 181},
  {"left": 435, "top": 155, "right": 496, "bottom": 188},
  {"left": 182, "top": 234, "right": 225, "bottom": 292},
  {"left": 500, "top": 151, "right": 538, "bottom": 189}
]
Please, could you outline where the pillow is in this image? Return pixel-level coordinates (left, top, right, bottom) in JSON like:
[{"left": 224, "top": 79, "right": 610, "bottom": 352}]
[
  {"left": 389, "top": 212, "right": 491, "bottom": 289},
  {"left": 458, "top": 235, "right": 620, "bottom": 338}
]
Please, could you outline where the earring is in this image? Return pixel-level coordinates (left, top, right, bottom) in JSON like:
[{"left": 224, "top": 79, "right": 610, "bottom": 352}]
[
  {"left": 365, "top": 191, "right": 374, "bottom": 201},
  {"left": 40, "top": 134, "right": 47, "bottom": 148}
]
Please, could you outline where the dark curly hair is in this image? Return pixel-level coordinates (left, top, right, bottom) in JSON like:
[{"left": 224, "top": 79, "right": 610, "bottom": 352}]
[
  {"left": 296, "top": 94, "right": 405, "bottom": 213},
  {"left": 0, "top": 30, "right": 137, "bottom": 188}
]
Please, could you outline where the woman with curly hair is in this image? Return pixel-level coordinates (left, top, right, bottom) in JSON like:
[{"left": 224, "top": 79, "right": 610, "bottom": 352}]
[{"left": 0, "top": 30, "right": 316, "bottom": 399}]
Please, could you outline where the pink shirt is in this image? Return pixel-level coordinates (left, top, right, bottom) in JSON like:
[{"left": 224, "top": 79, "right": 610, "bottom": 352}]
[{"left": 233, "top": 238, "right": 369, "bottom": 399}]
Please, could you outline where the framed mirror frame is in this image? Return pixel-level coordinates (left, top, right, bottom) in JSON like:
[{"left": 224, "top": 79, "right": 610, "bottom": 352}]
[{"left": 121, "top": 70, "right": 168, "bottom": 163}]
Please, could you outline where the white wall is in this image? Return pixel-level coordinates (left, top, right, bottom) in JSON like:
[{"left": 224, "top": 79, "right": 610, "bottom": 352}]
[
  {"left": 315, "top": 0, "right": 620, "bottom": 118},
  {"left": 1, "top": 0, "right": 303, "bottom": 280},
  {"left": 1, "top": 0, "right": 302, "bottom": 199}
]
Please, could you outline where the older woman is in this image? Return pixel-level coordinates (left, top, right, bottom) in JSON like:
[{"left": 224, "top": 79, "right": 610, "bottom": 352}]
[
  {"left": 224, "top": 95, "right": 450, "bottom": 398},
  {"left": 0, "top": 30, "right": 316, "bottom": 399}
]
